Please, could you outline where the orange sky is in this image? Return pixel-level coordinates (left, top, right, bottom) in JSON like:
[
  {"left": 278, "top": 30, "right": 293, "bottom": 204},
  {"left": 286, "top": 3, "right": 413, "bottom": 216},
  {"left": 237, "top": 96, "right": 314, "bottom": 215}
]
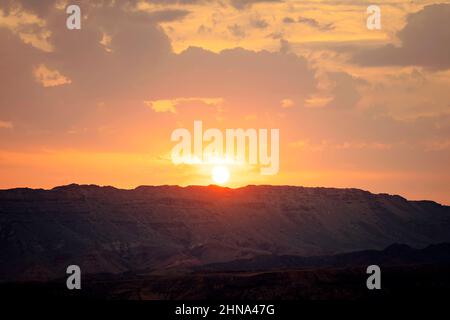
[{"left": 0, "top": 0, "right": 449, "bottom": 204}]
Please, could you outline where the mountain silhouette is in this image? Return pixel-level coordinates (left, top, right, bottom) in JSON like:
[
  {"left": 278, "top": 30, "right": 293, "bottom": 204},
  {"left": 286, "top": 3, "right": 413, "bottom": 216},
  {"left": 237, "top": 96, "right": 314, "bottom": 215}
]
[
  {"left": 196, "top": 242, "right": 450, "bottom": 272},
  {"left": 0, "top": 184, "right": 449, "bottom": 282}
]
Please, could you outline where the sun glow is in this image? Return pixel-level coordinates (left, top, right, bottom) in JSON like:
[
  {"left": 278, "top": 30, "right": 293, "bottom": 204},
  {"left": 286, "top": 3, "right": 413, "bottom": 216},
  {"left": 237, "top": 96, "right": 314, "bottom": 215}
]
[{"left": 212, "top": 166, "right": 230, "bottom": 184}]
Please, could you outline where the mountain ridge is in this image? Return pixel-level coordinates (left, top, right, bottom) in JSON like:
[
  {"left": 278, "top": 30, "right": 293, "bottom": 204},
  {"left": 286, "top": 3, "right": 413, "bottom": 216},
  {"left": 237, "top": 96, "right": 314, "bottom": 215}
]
[
  {"left": 2, "top": 183, "right": 447, "bottom": 207},
  {"left": 1, "top": 184, "right": 449, "bottom": 282},
  {"left": 194, "top": 242, "right": 450, "bottom": 272}
]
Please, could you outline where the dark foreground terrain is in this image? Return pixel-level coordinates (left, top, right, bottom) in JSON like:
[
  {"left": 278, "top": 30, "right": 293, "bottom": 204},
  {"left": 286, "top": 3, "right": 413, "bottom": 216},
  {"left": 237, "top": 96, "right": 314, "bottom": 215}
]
[
  {"left": 2, "top": 243, "right": 450, "bottom": 300},
  {"left": 1, "top": 184, "right": 449, "bottom": 300},
  {"left": 2, "top": 264, "right": 450, "bottom": 301}
]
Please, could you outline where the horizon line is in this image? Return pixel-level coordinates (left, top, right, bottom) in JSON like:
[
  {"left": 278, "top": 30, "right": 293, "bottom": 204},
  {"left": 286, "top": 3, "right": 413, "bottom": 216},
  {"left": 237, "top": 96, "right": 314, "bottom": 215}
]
[{"left": 1, "top": 182, "right": 448, "bottom": 206}]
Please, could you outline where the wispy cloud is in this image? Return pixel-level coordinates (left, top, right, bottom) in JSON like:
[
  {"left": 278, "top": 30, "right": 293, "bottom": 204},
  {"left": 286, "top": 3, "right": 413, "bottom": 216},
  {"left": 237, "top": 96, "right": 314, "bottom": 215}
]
[
  {"left": 145, "top": 97, "right": 224, "bottom": 113},
  {"left": 33, "top": 64, "right": 71, "bottom": 87},
  {"left": 0, "top": 121, "right": 14, "bottom": 129}
]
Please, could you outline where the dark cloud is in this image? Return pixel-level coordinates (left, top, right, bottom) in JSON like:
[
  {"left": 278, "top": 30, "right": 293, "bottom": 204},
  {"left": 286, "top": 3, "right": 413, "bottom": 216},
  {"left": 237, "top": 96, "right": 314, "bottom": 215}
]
[
  {"left": 267, "top": 31, "right": 284, "bottom": 39},
  {"left": 141, "top": 0, "right": 207, "bottom": 4},
  {"left": 144, "top": 9, "right": 191, "bottom": 22},
  {"left": 282, "top": 17, "right": 295, "bottom": 24},
  {"left": 0, "top": 0, "right": 195, "bottom": 18},
  {"left": 282, "top": 16, "right": 334, "bottom": 31},
  {"left": 298, "top": 17, "right": 334, "bottom": 31},
  {"left": 250, "top": 17, "right": 269, "bottom": 29},
  {"left": 0, "top": 0, "right": 318, "bottom": 150},
  {"left": 228, "top": 24, "right": 246, "bottom": 38},
  {"left": 0, "top": 0, "right": 57, "bottom": 17},
  {"left": 0, "top": 28, "right": 44, "bottom": 123},
  {"left": 229, "top": 0, "right": 282, "bottom": 10},
  {"left": 197, "top": 24, "right": 212, "bottom": 34},
  {"left": 352, "top": 3, "right": 450, "bottom": 70},
  {"left": 0, "top": 1, "right": 172, "bottom": 137},
  {"left": 325, "top": 72, "right": 367, "bottom": 109},
  {"left": 151, "top": 46, "right": 316, "bottom": 110},
  {"left": 279, "top": 39, "right": 291, "bottom": 54}
]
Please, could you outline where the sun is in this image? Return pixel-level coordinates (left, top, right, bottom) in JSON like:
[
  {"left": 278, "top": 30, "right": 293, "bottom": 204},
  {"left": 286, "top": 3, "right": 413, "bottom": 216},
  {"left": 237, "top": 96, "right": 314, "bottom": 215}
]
[{"left": 212, "top": 165, "right": 230, "bottom": 184}]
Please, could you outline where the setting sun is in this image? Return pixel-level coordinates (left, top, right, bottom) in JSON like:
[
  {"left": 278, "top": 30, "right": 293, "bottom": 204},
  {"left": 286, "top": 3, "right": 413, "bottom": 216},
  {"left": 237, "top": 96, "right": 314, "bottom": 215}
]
[{"left": 212, "top": 166, "right": 230, "bottom": 184}]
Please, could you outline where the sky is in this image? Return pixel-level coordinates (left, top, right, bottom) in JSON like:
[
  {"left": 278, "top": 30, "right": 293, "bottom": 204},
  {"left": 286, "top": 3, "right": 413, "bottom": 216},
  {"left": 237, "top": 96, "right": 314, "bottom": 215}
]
[{"left": 0, "top": 0, "right": 449, "bottom": 204}]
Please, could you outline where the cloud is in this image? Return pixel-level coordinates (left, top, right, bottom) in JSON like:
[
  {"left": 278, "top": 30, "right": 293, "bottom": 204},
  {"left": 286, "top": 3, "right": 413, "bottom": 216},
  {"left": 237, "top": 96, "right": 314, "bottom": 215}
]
[
  {"left": 228, "top": 24, "right": 246, "bottom": 38},
  {"left": 135, "top": 0, "right": 207, "bottom": 5},
  {"left": 0, "top": 27, "right": 47, "bottom": 127},
  {"left": 197, "top": 24, "right": 212, "bottom": 34},
  {"left": 0, "top": 1, "right": 173, "bottom": 136},
  {"left": 229, "top": 0, "right": 282, "bottom": 10},
  {"left": 0, "top": 0, "right": 57, "bottom": 17},
  {"left": 0, "top": 0, "right": 317, "bottom": 148},
  {"left": 33, "top": 64, "right": 71, "bottom": 87},
  {"left": 279, "top": 38, "right": 291, "bottom": 54},
  {"left": 325, "top": 72, "right": 366, "bottom": 109},
  {"left": 423, "top": 139, "right": 450, "bottom": 152},
  {"left": 280, "top": 98, "right": 294, "bottom": 108},
  {"left": 145, "top": 99, "right": 177, "bottom": 113},
  {"left": 154, "top": 9, "right": 191, "bottom": 22},
  {"left": 99, "top": 32, "right": 113, "bottom": 52},
  {"left": 282, "top": 17, "right": 295, "bottom": 24},
  {"left": 134, "top": 8, "right": 191, "bottom": 22},
  {"left": 352, "top": 3, "right": 450, "bottom": 70},
  {"left": 145, "top": 97, "right": 223, "bottom": 113},
  {"left": 304, "top": 94, "right": 333, "bottom": 108},
  {"left": 282, "top": 16, "right": 334, "bottom": 31},
  {"left": 289, "top": 139, "right": 392, "bottom": 152},
  {"left": 0, "top": 120, "right": 13, "bottom": 129},
  {"left": 157, "top": 46, "right": 316, "bottom": 112},
  {"left": 298, "top": 17, "right": 334, "bottom": 31},
  {"left": 0, "top": 4, "right": 53, "bottom": 51},
  {"left": 249, "top": 17, "right": 269, "bottom": 29}
]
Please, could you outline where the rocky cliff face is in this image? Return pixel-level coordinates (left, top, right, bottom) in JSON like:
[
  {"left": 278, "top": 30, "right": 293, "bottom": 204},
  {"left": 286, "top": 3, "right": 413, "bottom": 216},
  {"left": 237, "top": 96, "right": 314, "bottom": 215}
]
[{"left": 0, "top": 184, "right": 449, "bottom": 282}]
